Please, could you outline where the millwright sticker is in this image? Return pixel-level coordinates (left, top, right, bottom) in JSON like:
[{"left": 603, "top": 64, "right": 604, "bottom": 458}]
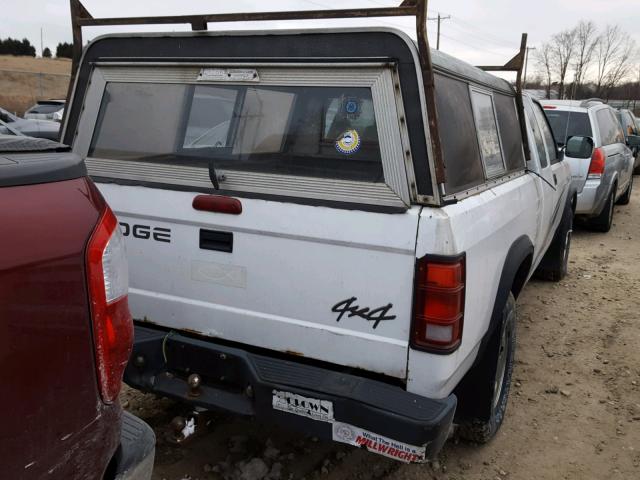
[
  {"left": 332, "top": 422, "right": 427, "bottom": 463},
  {"left": 272, "top": 390, "right": 334, "bottom": 423},
  {"left": 335, "top": 129, "right": 361, "bottom": 155}
]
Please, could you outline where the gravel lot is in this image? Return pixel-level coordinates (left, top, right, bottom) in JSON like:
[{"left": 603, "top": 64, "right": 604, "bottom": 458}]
[{"left": 122, "top": 186, "right": 640, "bottom": 480}]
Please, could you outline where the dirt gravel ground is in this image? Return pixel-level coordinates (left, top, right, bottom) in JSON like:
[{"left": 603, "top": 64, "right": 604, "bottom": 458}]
[{"left": 121, "top": 187, "right": 640, "bottom": 480}]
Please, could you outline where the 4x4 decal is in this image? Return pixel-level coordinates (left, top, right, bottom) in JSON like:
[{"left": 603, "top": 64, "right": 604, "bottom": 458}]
[{"left": 331, "top": 297, "right": 396, "bottom": 329}]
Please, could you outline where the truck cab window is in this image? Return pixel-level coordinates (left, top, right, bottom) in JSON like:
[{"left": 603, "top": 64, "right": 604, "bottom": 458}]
[
  {"left": 532, "top": 103, "right": 558, "bottom": 164},
  {"left": 524, "top": 100, "right": 549, "bottom": 168},
  {"left": 494, "top": 94, "right": 525, "bottom": 172}
]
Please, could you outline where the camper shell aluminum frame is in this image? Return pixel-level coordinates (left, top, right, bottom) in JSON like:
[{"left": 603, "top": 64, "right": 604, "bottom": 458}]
[{"left": 64, "top": 0, "right": 529, "bottom": 208}]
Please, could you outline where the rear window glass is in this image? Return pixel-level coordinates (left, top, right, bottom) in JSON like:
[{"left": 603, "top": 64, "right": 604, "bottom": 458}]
[
  {"left": 89, "top": 82, "right": 383, "bottom": 183},
  {"left": 28, "top": 104, "right": 63, "bottom": 114},
  {"left": 543, "top": 110, "right": 592, "bottom": 146}
]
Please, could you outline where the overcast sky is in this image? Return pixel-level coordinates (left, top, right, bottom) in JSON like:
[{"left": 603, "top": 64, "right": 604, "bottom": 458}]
[{"left": 1, "top": 0, "right": 639, "bottom": 79}]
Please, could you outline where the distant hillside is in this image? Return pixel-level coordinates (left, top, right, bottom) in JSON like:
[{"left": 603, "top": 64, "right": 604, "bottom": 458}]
[{"left": 0, "top": 55, "right": 71, "bottom": 115}]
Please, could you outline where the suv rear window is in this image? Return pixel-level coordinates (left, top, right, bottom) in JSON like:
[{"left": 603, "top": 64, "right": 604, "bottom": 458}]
[
  {"left": 543, "top": 110, "right": 592, "bottom": 146},
  {"left": 89, "top": 82, "right": 383, "bottom": 183}
]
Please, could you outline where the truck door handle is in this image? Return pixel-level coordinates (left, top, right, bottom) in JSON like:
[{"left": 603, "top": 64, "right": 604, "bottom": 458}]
[
  {"left": 200, "top": 229, "right": 233, "bottom": 253},
  {"left": 553, "top": 173, "right": 557, "bottom": 185}
]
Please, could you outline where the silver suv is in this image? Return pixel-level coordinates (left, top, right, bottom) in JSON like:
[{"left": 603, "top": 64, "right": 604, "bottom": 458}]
[{"left": 542, "top": 99, "right": 636, "bottom": 232}]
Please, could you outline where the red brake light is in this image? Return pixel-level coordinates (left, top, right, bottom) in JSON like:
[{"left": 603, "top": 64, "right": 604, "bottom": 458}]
[
  {"left": 411, "top": 255, "right": 465, "bottom": 353},
  {"left": 193, "top": 194, "right": 242, "bottom": 214},
  {"left": 542, "top": 105, "right": 556, "bottom": 109},
  {"left": 588, "top": 147, "right": 605, "bottom": 178},
  {"left": 86, "top": 207, "right": 133, "bottom": 403}
]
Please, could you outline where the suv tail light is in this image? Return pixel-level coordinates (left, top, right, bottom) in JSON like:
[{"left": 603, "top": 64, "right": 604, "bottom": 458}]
[
  {"left": 411, "top": 254, "right": 465, "bottom": 353},
  {"left": 86, "top": 206, "right": 133, "bottom": 403},
  {"left": 588, "top": 147, "right": 606, "bottom": 178}
]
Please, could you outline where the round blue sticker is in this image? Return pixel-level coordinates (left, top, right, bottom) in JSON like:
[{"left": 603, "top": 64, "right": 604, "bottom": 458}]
[{"left": 345, "top": 100, "right": 358, "bottom": 114}]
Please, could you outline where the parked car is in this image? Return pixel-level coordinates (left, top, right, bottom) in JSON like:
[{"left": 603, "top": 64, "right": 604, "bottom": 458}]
[
  {"left": 24, "top": 99, "right": 66, "bottom": 121},
  {"left": 0, "top": 106, "right": 60, "bottom": 140},
  {"left": 0, "top": 134, "right": 155, "bottom": 479},
  {"left": 616, "top": 108, "right": 640, "bottom": 172},
  {"left": 63, "top": 21, "right": 574, "bottom": 462},
  {"left": 542, "top": 99, "right": 636, "bottom": 231}
]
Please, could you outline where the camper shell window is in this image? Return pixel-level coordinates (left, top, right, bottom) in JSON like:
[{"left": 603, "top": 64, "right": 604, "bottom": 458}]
[
  {"left": 77, "top": 63, "right": 413, "bottom": 209},
  {"left": 89, "top": 83, "right": 384, "bottom": 183},
  {"left": 435, "top": 72, "right": 524, "bottom": 196},
  {"left": 434, "top": 73, "right": 485, "bottom": 193}
]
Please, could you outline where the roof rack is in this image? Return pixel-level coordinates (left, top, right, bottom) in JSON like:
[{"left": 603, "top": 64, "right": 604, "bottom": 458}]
[
  {"left": 477, "top": 33, "right": 530, "bottom": 161},
  {"left": 68, "top": 0, "right": 528, "bottom": 194},
  {"left": 579, "top": 98, "right": 605, "bottom": 108}
]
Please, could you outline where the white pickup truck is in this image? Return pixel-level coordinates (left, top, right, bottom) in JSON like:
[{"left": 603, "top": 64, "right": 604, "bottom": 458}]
[{"left": 63, "top": 1, "right": 573, "bottom": 463}]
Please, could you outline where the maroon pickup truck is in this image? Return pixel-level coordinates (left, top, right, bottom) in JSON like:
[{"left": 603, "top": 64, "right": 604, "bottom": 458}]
[{"left": 0, "top": 134, "right": 155, "bottom": 479}]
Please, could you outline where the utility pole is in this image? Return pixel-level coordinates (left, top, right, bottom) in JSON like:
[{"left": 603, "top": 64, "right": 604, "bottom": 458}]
[
  {"left": 427, "top": 13, "right": 451, "bottom": 50},
  {"left": 523, "top": 46, "right": 536, "bottom": 90}
]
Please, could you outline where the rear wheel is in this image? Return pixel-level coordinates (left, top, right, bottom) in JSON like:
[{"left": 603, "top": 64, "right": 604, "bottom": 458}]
[
  {"left": 617, "top": 175, "right": 633, "bottom": 205},
  {"left": 456, "top": 294, "right": 516, "bottom": 444},
  {"left": 534, "top": 202, "right": 573, "bottom": 281},
  {"left": 589, "top": 186, "right": 615, "bottom": 232}
]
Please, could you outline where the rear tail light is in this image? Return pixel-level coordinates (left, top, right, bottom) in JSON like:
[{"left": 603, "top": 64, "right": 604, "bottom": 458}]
[
  {"left": 588, "top": 147, "right": 606, "bottom": 179},
  {"left": 542, "top": 105, "right": 556, "bottom": 109},
  {"left": 86, "top": 206, "right": 133, "bottom": 403},
  {"left": 411, "top": 254, "right": 465, "bottom": 353}
]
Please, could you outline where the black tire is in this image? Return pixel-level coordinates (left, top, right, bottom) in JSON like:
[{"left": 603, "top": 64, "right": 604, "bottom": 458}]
[
  {"left": 588, "top": 186, "right": 615, "bottom": 232},
  {"left": 456, "top": 293, "right": 516, "bottom": 444},
  {"left": 617, "top": 175, "right": 632, "bottom": 205},
  {"left": 534, "top": 202, "right": 573, "bottom": 282}
]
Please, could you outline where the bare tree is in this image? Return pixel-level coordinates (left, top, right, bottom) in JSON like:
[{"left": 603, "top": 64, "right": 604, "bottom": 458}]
[
  {"left": 602, "top": 38, "right": 636, "bottom": 98},
  {"left": 571, "top": 21, "right": 598, "bottom": 99},
  {"left": 536, "top": 42, "right": 554, "bottom": 99},
  {"left": 594, "top": 25, "right": 633, "bottom": 97},
  {"left": 550, "top": 28, "right": 577, "bottom": 99}
]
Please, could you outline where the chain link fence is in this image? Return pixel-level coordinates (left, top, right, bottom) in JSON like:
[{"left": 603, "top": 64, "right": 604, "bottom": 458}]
[{"left": 0, "top": 68, "right": 70, "bottom": 116}]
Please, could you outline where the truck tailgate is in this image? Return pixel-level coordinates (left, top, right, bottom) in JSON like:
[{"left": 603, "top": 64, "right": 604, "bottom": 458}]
[{"left": 100, "top": 183, "right": 419, "bottom": 379}]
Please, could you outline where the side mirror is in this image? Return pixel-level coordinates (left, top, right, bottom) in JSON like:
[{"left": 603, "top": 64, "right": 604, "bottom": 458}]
[
  {"left": 565, "top": 135, "right": 594, "bottom": 159},
  {"left": 626, "top": 135, "right": 640, "bottom": 148}
]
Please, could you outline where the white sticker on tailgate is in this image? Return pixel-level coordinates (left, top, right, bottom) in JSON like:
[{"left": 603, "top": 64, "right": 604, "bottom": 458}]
[
  {"left": 332, "top": 422, "right": 427, "bottom": 463},
  {"left": 272, "top": 390, "right": 334, "bottom": 423}
]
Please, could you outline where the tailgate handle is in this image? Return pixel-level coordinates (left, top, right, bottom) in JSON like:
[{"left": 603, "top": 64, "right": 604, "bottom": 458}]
[{"left": 200, "top": 229, "right": 233, "bottom": 253}]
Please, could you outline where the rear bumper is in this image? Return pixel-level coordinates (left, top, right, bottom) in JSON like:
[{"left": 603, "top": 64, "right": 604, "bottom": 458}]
[
  {"left": 125, "top": 324, "right": 455, "bottom": 462},
  {"left": 113, "top": 412, "right": 155, "bottom": 480},
  {"left": 576, "top": 178, "right": 610, "bottom": 216}
]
